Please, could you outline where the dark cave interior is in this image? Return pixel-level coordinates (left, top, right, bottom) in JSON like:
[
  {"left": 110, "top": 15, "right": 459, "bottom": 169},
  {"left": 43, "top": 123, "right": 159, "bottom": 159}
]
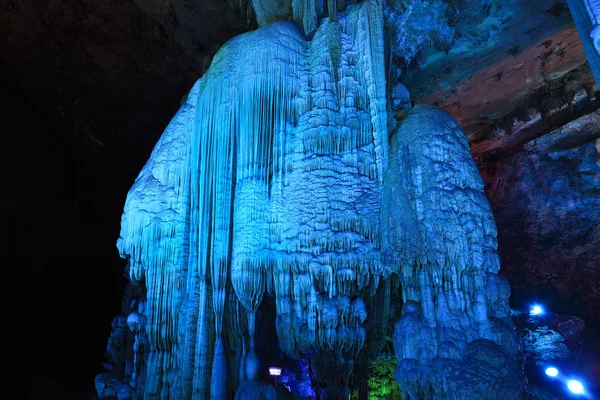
[{"left": 1, "top": 0, "right": 599, "bottom": 398}]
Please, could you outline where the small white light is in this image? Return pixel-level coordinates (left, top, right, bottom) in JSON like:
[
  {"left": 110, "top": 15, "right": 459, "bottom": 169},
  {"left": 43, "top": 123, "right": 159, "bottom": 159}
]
[
  {"left": 269, "top": 367, "right": 281, "bottom": 376},
  {"left": 567, "top": 380, "right": 585, "bottom": 395},
  {"left": 531, "top": 305, "right": 543, "bottom": 315},
  {"left": 545, "top": 367, "right": 558, "bottom": 377}
]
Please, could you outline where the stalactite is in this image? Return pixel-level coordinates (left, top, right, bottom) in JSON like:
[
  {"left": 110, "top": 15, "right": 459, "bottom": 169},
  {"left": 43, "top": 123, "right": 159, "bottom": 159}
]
[{"left": 98, "top": 0, "right": 522, "bottom": 398}]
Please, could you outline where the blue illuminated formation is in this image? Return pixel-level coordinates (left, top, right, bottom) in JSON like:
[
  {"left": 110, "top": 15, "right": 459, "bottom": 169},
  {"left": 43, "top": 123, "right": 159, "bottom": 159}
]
[
  {"left": 95, "top": 1, "right": 525, "bottom": 398},
  {"left": 545, "top": 367, "right": 559, "bottom": 377},
  {"left": 567, "top": 0, "right": 600, "bottom": 84}
]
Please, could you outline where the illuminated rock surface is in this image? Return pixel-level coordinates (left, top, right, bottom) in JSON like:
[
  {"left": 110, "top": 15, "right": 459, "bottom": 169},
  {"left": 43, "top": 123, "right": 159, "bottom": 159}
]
[
  {"left": 96, "top": 1, "right": 521, "bottom": 399},
  {"left": 383, "top": 106, "right": 524, "bottom": 399},
  {"left": 5, "top": 0, "right": 600, "bottom": 398},
  {"left": 511, "top": 308, "right": 600, "bottom": 397}
]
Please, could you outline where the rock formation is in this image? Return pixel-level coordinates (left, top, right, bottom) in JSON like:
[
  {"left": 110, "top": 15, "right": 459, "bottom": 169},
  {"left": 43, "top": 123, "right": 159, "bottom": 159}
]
[
  {"left": 96, "top": 1, "right": 524, "bottom": 398},
  {"left": 568, "top": 0, "right": 600, "bottom": 83},
  {"left": 382, "top": 106, "right": 524, "bottom": 399}
]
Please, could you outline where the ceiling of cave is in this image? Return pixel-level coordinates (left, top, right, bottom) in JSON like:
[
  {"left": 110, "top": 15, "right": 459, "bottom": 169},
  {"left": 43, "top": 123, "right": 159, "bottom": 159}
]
[
  {"left": 3, "top": 0, "right": 596, "bottom": 153},
  {"left": 3, "top": 0, "right": 597, "bottom": 146}
]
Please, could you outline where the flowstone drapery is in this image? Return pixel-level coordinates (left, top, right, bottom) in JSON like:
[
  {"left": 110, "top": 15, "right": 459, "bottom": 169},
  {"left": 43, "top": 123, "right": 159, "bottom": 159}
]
[{"left": 96, "top": 1, "right": 524, "bottom": 399}]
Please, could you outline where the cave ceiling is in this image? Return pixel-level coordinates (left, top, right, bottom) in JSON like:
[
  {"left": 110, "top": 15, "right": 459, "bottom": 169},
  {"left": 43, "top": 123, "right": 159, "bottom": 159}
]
[{"left": 2, "top": 0, "right": 595, "bottom": 151}]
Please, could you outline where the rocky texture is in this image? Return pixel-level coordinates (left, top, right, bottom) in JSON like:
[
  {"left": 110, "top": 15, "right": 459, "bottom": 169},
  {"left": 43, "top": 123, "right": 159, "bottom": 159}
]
[
  {"left": 98, "top": 2, "right": 527, "bottom": 397},
  {"left": 407, "top": 0, "right": 594, "bottom": 139},
  {"left": 4, "top": 0, "right": 599, "bottom": 398},
  {"left": 482, "top": 110, "right": 600, "bottom": 325},
  {"left": 512, "top": 309, "right": 600, "bottom": 397},
  {"left": 121, "top": 0, "right": 597, "bottom": 144},
  {"left": 470, "top": 89, "right": 600, "bottom": 164},
  {"left": 382, "top": 105, "right": 524, "bottom": 399},
  {"left": 100, "top": 1, "right": 392, "bottom": 397},
  {"left": 424, "top": 27, "right": 595, "bottom": 140},
  {"left": 567, "top": 0, "right": 600, "bottom": 84},
  {"left": 513, "top": 309, "right": 585, "bottom": 363}
]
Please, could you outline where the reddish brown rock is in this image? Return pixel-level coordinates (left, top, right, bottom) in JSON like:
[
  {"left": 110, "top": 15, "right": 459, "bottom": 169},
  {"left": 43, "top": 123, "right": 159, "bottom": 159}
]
[{"left": 424, "top": 27, "right": 593, "bottom": 140}]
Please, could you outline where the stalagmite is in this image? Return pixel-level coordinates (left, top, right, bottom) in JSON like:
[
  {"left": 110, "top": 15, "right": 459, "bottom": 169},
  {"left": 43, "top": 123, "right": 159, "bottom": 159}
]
[
  {"left": 97, "top": 1, "right": 524, "bottom": 399},
  {"left": 382, "top": 105, "right": 524, "bottom": 399}
]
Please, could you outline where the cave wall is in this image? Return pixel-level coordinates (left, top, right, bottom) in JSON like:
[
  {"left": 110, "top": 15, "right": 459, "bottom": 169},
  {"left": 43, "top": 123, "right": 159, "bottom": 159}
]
[{"left": 482, "top": 111, "right": 600, "bottom": 326}]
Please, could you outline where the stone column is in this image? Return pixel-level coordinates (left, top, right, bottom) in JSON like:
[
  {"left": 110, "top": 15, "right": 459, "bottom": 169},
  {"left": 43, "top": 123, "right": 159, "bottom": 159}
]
[{"left": 567, "top": 0, "right": 600, "bottom": 85}]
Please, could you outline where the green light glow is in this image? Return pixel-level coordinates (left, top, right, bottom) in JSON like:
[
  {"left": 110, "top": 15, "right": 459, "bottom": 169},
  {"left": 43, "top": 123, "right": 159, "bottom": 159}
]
[{"left": 367, "top": 356, "right": 402, "bottom": 400}]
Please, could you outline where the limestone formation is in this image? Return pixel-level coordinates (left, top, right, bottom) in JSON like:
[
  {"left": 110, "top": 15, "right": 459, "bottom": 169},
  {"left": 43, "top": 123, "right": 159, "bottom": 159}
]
[
  {"left": 96, "top": 1, "right": 524, "bottom": 399},
  {"left": 382, "top": 105, "right": 524, "bottom": 399},
  {"left": 568, "top": 0, "right": 600, "bottom": 83}
]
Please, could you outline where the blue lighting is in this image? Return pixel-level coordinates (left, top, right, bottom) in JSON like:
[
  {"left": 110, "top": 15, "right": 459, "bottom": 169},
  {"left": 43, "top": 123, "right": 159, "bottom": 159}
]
[
  {"left": 567, "top": 380, "right": 585, "bottom": 395},
  {"left": 530, "top": 305, "right": 543, "bottom": 315},
  {"left": 545, "top": 367, "right": 559, "bottom": 377}
]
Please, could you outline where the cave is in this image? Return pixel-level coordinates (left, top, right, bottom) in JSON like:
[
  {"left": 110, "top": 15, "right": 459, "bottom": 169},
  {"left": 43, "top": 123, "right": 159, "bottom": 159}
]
[{"left": 3, "top": 0, "right": 600, "bottom": 399}]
